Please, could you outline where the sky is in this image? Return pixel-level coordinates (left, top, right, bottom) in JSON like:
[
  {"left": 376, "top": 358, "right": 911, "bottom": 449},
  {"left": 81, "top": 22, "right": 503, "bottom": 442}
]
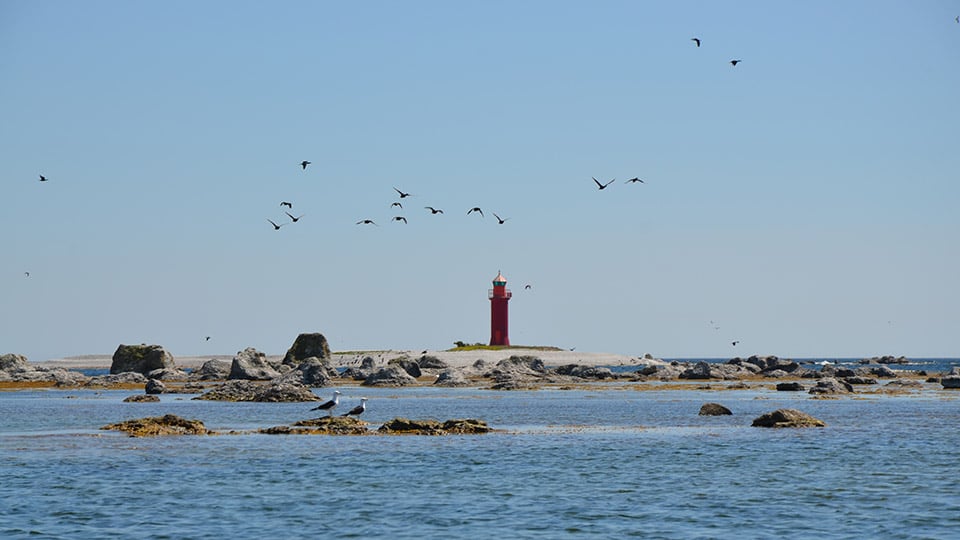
[{"left": 2, "top": 1, "right": 959, "bottom": 361}]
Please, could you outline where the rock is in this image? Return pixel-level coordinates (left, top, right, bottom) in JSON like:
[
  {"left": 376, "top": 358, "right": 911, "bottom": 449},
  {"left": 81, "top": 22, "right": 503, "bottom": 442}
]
[
  {"left": 52, "top": 370, "right": 90, "bottom": 387},
  {"left": 388, "top": 358, "right": 422, "bottom": 378},
  {"left": 844, "top": 376, "right": 878, "bottom": 385},
  {"left": 941, "top": 376, "right": 960, "bottom": 389},
  {"left": 146, "top": 368, "right": 189, "bottom": 381},
  {"left": 861, "top": 355, "right": 910, "bottom": 365},
  {"left": 776, "top": 382, "right": 805, "bottom": 392},
  {"left": 377, "top": 418, "right": 492, "bottom": 435},
  {"left": 751, "top": 409, "right": 826, "bottom": 428},
  {"left": 86, "top": 372, "right": 149, "bottom": 387},
  {"left": 123, "top": 394, "right": 160, "bottom": 403},
  {"left": 698, "top": 403, "right": 733, "bottom": 416},
  {"left": 193, "top": 380, "right": 322, "bottom": 402},
  {"left": 0, "top": 353, "right": 30, "bottom": 372},
  {"left": 434, "top": 369, "right": 471, "bottom": 387},
  {"left": 493, "top": 356, "right": 546, "bottom": 375},
  {"left": 360, "top": 356, "right": 377, "bottom": 370},
  {"left": 763, "top": 369, "right": 789, "bottom": 378},
  {"left": 635, "top": 364, "right": 684, "bottom": 380},
  {"left": 418, "top": 355, "right": 448, "bottom": 369},
  {"left": 229, "top": 347, "right": 281, "bottom": 380},
  {"left": 110, "top": 344, "right": 176, "bottom": 375},
  {"left": 809, "top": 377, "right": 853, "bottom": 395},
  {"left": 680, "top": 361, "right": 713, "bottom": 379},
  {"left": 884, "top": 380, "right": 922, "bottom": 388},
  {"left": 145, "top": 379, "right": 167, "bottom": 394},
  {"left": 858, "top": 365, "right": 898, "bottom": 379},
  {"left": 276, "top": 357, "right": 336, "bottom": 387},
  {"left": 553, "top": 365, "right": 615, "bottom": 380},
  {"left": 818, "top": 364, "right": 857, "bottom": 378},
  {"left": 262, "top": 416, "right": 369, "bottom": 435},
  {"left": 339, "top": 367, "right": 370, "bottom": 381},
  {"left": 191, "top": 359, "right": 231, "bottom": 381},
  {"left": 101, "top": 414, "right": 209, "bottom": 436},
  {"left": 282, "top": 333, "right": 331, "bottom": 366},
  {"left": 363, "top": 366, "right": 417, "bottom": 387}
]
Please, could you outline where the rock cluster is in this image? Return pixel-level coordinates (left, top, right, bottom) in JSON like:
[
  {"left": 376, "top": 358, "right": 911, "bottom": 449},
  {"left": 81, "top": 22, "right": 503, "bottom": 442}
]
[
  {"left": 101, "top": 414, "right": 209, "bottom": 437},
  {"left": 193, "top": 380, "right": 321, "bottom": 402},
  {"left": 0, "top": 353, "right": 89, "bottom": 385},
  {"left": 378, "top": 418, "right": 492, "bottom": 435}
]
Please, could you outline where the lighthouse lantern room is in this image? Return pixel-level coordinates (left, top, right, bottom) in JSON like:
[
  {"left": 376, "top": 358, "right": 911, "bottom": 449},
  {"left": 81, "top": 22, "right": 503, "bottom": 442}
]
[{"left": 489, "top": 270, "right": 512, "bottom": 346}]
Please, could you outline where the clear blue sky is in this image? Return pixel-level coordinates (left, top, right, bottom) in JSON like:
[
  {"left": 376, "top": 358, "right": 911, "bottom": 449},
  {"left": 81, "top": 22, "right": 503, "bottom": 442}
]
[{"left": 3, "top": 1, "right": 958, "bottom": 361}]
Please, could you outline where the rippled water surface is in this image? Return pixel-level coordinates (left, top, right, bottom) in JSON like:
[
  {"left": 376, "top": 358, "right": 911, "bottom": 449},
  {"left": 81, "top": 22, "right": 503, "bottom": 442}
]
[{"left": 3, "top": 384, "right": 959, "bottom": 539}]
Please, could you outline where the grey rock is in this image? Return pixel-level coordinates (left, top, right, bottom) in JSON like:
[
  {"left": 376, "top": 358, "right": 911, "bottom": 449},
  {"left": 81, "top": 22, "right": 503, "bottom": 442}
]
[
  {"left": 229, "top": 347, "right": 281, "bottom": 380},
  {"left": 123, "top": 394, "right": 160, "bottom": 403},
  {"left": 282, "top": 333, "right": 331, "bottom": 366},
  {"left": 699, "top": 403, "right": 732, "bottom": 416},
  {"left": 87, "top": 372, "right": 149, "bottom": 386},
  {"left": 858, "top": 365, "right": 898, "bottom": 378},
  {"left": 145, "top": 379, "right": 167, "bottom": 394},
  {"left": 418, "top": 355, "right": 448, "bottom": 369},
  {"left": 434, "top": 369, "right": 471, "bottom": 387},
  {"left": 884, "top": 380, "right": 922, "bottom": 388},
  {"left": 941, "top": 376, "right": 960, "bottom": 389},
  {"left": 146, "top": 368, "right": 189, "bottom": 381},
  {"left": 360, "top": 356, "right": 377, "bottom": 370},
  {"left": 752, "top": 409, "right": 826, "bottom": 428},
  {"left": 844, "top": 376, "right": 878, "bottom": 385},
  {"left": 809, "top": 377, "right": 853, "bottom": 394},
  {"left": 363, "top": 366, "right": 417, "bottom": 387},
  {"left": 861, "top": 355, "right": 910, "bottom": 365},
  {"left": 389, "top": 358, "right": 422, "bottom": 378},
  {"left": 194, "top": 380, "right": 321, "bottom": 402},
  {"left": 276, "top": 357, "right": 335, "bottom": 387},
  {"left": 776, "top": 382, "right": 805, "bottom": 391},
  {"left": 0, "top": 353, "right": 29, "bottom": 372},
  {"left": 110, "top": 344, "right": 176, "bottom": 375},
  {"left": 191, "top": 359, "right": 232, "bottom": 381}
]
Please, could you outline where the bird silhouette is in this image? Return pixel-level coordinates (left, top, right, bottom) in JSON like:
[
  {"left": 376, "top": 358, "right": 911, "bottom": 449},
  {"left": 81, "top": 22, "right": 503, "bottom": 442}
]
[
  {"left": 392, "top": 216, "right": 407, "bottom": 224},
  {"left": 730, "top": 59, "right": 741, "bottom": 66},
  {"left": 267, "top": 219, "right": 284, "bottom": 230},
  {"left": 341, "top": 397, "right": 367, "bottom": 417},
  {"left": 24, "top": 271, "right": 30, "bottom": 277},
  {"left": 205, "top": 336, "right": 211, "bottom": 341},
  {"left": 311, "top": 391, "right": 341, "bottom": 416},
  {"left": 955, "top": 15, "right": 958, "bottom": 23},
  {"left": 691, "top": 37, "right": 700, "bottom": 47},
  {"left": 394, "top": 187, "right": 412, "bottom": 198},
  {"left": 524, "top": 284, "right": 532, "bottom": 290},
  {"left": 492, "top": 213, "right": 509, "bottom": 225},
  {"left": 280, "top": 201, "right": 293, "bottom": 208},
  {"left": 300, "top": 160, "right": 311, "bottom": 170},
  {"left": 593, "top": 177, "right": 615, "bottom": 190},
  {"left": 425, "top": 207, "right": 444, "bottom": 214},
  {"left": 285, "top": 211, "right": 304, "bottom": 223},
  {"left": 356, "top": 219, "right": 378, "bottom": 226},
  {"left": 391, "top": 202, "right": 403, "bottom": 208},
  {"left": 731, "top": 340, "right": 740, "bottom": 346},
  {"left": 626, "top": 177, "right": 644, "bottom": 184},
  {"left": 467, "top": 207, "right": 484, "bottom": 217},
  {"left": 39, "top": 175, "right": 48, "bottom": 182}
]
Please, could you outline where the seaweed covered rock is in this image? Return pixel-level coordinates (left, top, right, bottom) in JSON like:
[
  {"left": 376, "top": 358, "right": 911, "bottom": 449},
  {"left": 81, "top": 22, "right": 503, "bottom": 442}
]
[
  {"left": 377, "top": 418, "right": 492, "bottom": 435},
  {"left": 698, "top": 403, "right": 733, "bottom": 416},
  {"left": 101, "top": 414, "right": 209, "bottom": 437},
  {"left": 262, "top": 416, "right": 368, "bottom": 435},
  {"left": 193, "top": 380, "right": 321, "bottom": 402},
  {"left": 282, "top": 333, "right": 331, "bottom": 367},
  {"left": 123, "top": 394, "right": 160, "bottom": 403},
  {"left": 751, "top": 409, "right": 826, "bottom": 428},
  {"left": 110, "top": 344, "right": 176, "bottom": 375}
]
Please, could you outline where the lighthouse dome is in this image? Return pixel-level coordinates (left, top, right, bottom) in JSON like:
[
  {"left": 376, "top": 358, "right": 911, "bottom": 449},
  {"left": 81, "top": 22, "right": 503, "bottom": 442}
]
[{"left": 493, "top": 271, "right": 507, "bottom": 285}]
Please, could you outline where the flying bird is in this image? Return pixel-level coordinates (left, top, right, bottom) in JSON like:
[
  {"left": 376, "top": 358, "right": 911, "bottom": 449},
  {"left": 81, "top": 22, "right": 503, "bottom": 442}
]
[
  {"left": 356, "top": 219, "right": 378, "bottom": 226},
  {"left": 691, "top": 37, "right": 700, "bottom": 47},
  {"left": 467, "top": 207, "right": 484, "bottom": 217},
  {"left": 300, "top": 160, "right": 311, "bottom": 170},
  {"left": 730, "top": 59, "right": 741, "bottom": 66},
  {"left": 731, "top": 340, "right": 740, "bottom": 346},
  {"left": 956, "top": 15, "right": 959, "bottom": 23},
  {"left": 204, "top": 336, "right": 211, "bottom": 341},
  {"left": 524, "top": 284, "right": 532, "bottom": 290},
  {"left": 341, "top": 397, "right": 367, "bottom": 417},
  {"left": 392, "top": 216, "right": 407, "bottom": 224},
  {"left": 267, "top": 219, "right": 284, "bottom": 230},
  {"left": 626, "top": 177, "right": 644, "bottom": 184},
  {"left": 592, "top": 177, "right": 615, "bottom": 190},
  {"left": 24, "top": 272, "right": 30, "bottom": 277},
  {"left": 39, "top": 175, "right": 48, "bottom": 182},
  {"left": 311, "top": 391, "right": 341, "bottom": 416},
  {"left": 425, "top": 206, "right": 444, "bottom": 214},
  {"left": 492, "top": 213, "right": 509, "bottom": 225},
  {"left": 394, "top": 187, "right": 412, "bottom": 198},
  {"left": 391, "top": 202, "right": 403, "bottom": 208},
  {"left": 280, "top": 201, "right": 293, "bottom": 208},
  {"left": 285, "top": 211, "right": 304, "bottom": 223}
]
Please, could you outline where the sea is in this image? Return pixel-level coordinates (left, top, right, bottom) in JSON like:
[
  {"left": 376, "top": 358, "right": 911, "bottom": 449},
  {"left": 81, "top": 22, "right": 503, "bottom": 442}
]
[{"left": 2, "top": 359, "right": 959, "bottom": 539}]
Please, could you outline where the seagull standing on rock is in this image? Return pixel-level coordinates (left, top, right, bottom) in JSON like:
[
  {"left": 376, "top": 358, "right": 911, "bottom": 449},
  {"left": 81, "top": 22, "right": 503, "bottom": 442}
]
[
  {"left": 341, "top": 397, "right": 367, "bottom": 417},
  {"left": 311, "top": 391, "right": 341, "bottom": 416}
]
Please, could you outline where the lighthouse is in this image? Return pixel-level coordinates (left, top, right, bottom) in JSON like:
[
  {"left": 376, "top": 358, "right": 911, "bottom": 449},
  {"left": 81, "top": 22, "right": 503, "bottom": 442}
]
[{"left": 489, "top": 270, "right": 512, "bottom": 346}]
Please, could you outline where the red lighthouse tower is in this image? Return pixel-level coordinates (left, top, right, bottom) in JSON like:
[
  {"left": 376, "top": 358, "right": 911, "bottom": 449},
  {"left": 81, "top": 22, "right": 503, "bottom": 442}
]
[{"left": 489, "top": 270, "right": 512, "bottom": 346}]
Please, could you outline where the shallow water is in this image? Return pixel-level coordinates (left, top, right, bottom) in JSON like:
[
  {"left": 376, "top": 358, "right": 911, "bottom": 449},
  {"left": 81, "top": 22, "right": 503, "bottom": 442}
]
[{"left": 2, "top": 385, "right": 959, "bottom": 539}]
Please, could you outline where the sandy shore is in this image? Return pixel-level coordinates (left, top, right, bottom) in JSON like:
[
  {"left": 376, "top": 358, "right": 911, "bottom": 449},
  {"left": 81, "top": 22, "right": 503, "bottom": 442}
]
[{"left": 36, "top": 349, "right": 653, "bottom": 371}]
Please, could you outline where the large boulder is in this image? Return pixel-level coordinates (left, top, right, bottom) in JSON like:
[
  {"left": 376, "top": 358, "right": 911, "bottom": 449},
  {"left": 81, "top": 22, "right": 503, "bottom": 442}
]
[
  {"left": 275, "top": 357, "right": 336, "bottom": 387},
  {"left": 751, "top": 409, "right": 826, "bottom": 428},
  {"left": 418, "top": 355, "right": 448, "bottom": 369},
  {"left": 809, "top": 377, "right": 853, "bottom": 395},
  {"left": 145, "top": 379, "right": 167, "bottom": 394},
  {"left": 191, "top": 359, "right": 232, "bottom": 381},
  {"left": 940, "top": 376, "right": 960, "bottom": 389},
  {"left": 0, "top": 353, "right": 29, "bottom": 372},
  {"left": 229, "top": 348, "right": 281, "bottom": 380},
  {"left": 110, "top": 344, "right": 176, "bottom": 375},
  {"left": 699, "top": 403, "right": 733, "bottom": 416},
  {"left": 363, "top": 366, "right": 417, "bottom": 387},
  {"left": 389, "top": 358, "right": 422, "bottom": 378},
  {"left": 776, "top": 382, "right": 805, "bottom": 392},
  {"left": 282, "top": 333, "right": 331, "bottom": 367},
  {"left": 434, "top": 369, "right": 471, "bottom": 387}
]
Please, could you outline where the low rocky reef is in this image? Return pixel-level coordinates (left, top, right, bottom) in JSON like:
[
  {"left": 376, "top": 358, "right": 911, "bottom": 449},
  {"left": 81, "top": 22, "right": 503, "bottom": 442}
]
[{"left": 102, "top": 414, "right": 494, "bottom": 437}]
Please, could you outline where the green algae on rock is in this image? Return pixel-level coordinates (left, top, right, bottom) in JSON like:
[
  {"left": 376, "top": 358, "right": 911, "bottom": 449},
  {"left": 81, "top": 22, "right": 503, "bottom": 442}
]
[{"left": 101, "top": 414, "right": 209, "bottom": 437}]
